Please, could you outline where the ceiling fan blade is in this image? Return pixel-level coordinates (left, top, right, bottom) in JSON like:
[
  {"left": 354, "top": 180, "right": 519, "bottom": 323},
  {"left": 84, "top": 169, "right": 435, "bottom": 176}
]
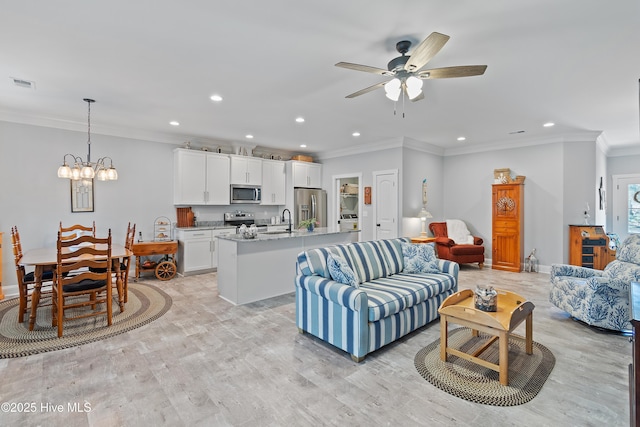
[
  {"left": 345, "top": 81, "right": 387, "bottom": 98},
  {"left": 418, "top": 65, "right": 488, "bottom": 79},
  {"left": 404, "top": 32, "right": 450, "bottom": 72},
  {"left": 335, "top": 62, "right": 393, "bottom": 76}
]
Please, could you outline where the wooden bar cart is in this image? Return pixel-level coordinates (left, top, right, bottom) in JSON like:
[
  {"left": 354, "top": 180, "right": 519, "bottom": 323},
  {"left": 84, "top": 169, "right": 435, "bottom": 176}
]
[{"left": 131, "top": 241, "right": 178, "bottom": 281}]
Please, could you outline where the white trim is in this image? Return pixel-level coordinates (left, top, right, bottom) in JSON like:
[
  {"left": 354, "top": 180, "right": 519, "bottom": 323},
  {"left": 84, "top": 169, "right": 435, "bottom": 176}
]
[{"left": 331, "top": 173, "right": 363, "bottom": 233}]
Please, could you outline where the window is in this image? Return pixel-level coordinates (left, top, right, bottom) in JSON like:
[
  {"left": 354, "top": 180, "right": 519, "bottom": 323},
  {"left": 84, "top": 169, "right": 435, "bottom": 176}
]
[
  {"left": 629, "top": 183, "right": 640, "bottom": 234},
  {"left": 613, "top": 174, "right": 640, "bottom": 240}
]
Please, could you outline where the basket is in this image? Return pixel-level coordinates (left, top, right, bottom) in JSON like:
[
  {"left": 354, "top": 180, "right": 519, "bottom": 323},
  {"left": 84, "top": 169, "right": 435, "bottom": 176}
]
[
  {"left": 514, "top": 175, "right": 526, "bottom": 183},
  {"left": 291, "top": 155, "right": 314, "bottom": 162},
  {"left": 344, "top": 184, "right": 358, "bottom": 194},
  {"left": 493, "top": 168, "right": 511, "bottom": 181}
]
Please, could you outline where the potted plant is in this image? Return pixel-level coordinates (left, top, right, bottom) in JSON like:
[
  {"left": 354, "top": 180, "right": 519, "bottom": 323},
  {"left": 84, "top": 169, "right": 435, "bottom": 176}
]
[{"left": 298, "top": 218, "right": 319, "bottom": 232}]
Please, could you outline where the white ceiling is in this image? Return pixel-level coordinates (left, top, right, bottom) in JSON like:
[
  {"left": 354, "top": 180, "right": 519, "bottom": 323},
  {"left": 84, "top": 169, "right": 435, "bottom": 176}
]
[{"left": 1, "top": 1, "right": 639, "bottom": 157}]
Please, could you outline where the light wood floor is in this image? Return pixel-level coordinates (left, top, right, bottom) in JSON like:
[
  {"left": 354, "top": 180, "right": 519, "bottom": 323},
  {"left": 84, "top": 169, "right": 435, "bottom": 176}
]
[{"left": 0, "top": 266, "right": 630, "bottom": 426}]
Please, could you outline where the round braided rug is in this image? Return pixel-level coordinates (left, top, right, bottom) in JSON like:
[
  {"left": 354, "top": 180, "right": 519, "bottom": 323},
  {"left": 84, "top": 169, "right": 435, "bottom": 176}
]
[
  {"left": 414, "top": 327, "right": 555, "bottom": 406},
  {"left": 0, "top": 283, "right": 172, "bottom": 358}
]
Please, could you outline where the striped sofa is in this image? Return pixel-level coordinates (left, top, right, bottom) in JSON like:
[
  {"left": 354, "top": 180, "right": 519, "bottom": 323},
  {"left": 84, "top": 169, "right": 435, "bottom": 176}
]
[{"left": 295, "top": 237, "right": 459, "bottom": 362}]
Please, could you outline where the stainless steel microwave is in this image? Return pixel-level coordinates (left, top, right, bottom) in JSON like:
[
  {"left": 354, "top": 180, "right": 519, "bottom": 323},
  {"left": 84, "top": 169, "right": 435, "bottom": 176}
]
[{"left": 230, "top": 185, "right": 261, "bottom": 204}]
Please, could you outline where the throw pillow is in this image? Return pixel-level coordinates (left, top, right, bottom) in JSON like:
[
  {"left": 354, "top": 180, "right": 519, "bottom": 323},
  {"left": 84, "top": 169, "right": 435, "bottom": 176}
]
[
  {"left": 401, "top": 242, "right": 440, "bottom": 274},
  {"left": 327, "top": 253, "right": 359, "bottom": 288}
]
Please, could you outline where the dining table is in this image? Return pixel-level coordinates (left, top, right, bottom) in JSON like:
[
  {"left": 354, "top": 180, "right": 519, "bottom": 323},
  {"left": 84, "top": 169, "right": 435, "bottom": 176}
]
[{"left": 19, "top": 243, "right": 133, "bottom": 331}]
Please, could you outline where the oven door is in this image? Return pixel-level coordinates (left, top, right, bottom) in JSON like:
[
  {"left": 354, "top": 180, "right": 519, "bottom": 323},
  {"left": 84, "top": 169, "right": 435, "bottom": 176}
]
[{"left": 230, "top": 185, "right": 261, "bottom": 204}]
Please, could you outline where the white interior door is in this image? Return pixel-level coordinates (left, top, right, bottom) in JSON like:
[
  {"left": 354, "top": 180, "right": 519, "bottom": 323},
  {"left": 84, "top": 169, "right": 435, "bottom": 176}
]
[
  {"left": 612, "top": 174, "right": 640, "bottom": 241},
  {"left": 374, "top": 170, "right": 398, "bottom": 240}
]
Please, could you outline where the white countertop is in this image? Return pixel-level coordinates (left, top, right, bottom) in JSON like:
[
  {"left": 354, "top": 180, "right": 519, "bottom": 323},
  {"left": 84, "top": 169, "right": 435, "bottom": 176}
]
[{"left": 218, "top": 227, "right": 359, "bottom": 242}]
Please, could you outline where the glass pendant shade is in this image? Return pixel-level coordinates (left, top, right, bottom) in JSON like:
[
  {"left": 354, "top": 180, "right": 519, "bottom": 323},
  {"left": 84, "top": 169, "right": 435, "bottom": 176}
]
[
  {"left": 106, "top": 167, "right": 118, "bottom": 181},
  {"left": 96, "top": 168, "right": 108, "bottom": 181},
  {"left": 384, "top": 78, "right": 401, "bottom": 101},
  {"left": 80, "top": 164, "right": 95, "bottom": 179},
  {"left": 406, "top": 76, "right": 423, "bottom": 100},
  {"left": 71, "top": 166, "right": 82, "bottom": 180},
  {"left": 57, "top": 164, "right": 72, "bottom": 178}
]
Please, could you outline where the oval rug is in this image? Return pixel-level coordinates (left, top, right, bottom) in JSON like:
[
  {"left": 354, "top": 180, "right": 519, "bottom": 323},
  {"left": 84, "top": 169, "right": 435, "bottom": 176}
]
[
  {"left": 414, "top": 327, "right": 555, "bottom": 406},
  {"left": 0, "top": 282, "right": 172, "bottom": 358}
]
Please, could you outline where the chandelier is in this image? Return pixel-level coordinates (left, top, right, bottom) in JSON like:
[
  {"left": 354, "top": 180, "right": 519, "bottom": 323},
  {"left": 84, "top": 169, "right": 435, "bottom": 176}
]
[{"left": 57, "top": 98, "right": 118, "bottom": 181}]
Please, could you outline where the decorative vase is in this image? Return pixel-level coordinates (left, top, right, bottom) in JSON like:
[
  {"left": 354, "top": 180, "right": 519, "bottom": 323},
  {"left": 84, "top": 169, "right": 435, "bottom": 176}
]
[{"left": 307, "top": 224, "right": 314, "bottom": 232}]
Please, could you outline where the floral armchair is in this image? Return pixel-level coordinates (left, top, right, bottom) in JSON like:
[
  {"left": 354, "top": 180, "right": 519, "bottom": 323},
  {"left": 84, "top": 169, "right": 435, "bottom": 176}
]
[{"left": 549, "top": 233, "right": 640, "bottom": 331}]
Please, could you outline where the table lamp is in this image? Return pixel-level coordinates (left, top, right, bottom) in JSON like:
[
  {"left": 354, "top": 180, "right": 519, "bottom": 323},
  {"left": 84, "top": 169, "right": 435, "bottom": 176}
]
[{"left": 418, "top": 206, "right": 432, "bottom": 237}]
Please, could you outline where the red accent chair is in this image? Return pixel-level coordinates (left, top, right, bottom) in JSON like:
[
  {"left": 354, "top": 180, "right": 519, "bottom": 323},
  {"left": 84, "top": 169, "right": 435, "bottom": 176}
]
[{"left": 428, "top": 221, "right": 485, "bottom": 268}]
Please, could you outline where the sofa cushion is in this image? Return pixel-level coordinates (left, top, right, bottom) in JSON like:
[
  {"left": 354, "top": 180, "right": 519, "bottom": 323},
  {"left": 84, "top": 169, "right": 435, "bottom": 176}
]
[
  {"left": 327, "top": 253, "right": 359, "bottom": 288},
  {"left": 377, "top": 238, "right": 406, "bottom": 275},
  {"left": 348, "top": 241, "right": 393, "bottom": 282},
  {"left": 360, "top": 272, "right": 456, "bottom": 321},
  {"left": 450, "top": 244, "right": 485, "bottom": 256},
  {"left": 296, "top": 245, "right": 357, "bottom": 280},
  {"left": 401, "top": 242, "right": 440, "bottom": 274}
]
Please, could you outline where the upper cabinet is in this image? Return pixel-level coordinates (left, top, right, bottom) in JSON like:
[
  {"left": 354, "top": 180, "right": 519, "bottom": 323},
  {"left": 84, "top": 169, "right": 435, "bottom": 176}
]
[
  {"left": 230, "top": 156, "right": 262, "bottom": 185},
  {"left": 261, "top": 160, "right": 286, "bottom": 205},
  {"left": 173, "top": 149, "right": 230, "bottom": 205},
  {"left": 291, "top": 161, "right": 322, "bottom": 188}
]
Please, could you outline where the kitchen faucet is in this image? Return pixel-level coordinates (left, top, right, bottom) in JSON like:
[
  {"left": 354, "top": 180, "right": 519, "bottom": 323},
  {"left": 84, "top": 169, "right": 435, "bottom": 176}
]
[{"left": 282, "top": 208, "right": 292, "bottom": 233}]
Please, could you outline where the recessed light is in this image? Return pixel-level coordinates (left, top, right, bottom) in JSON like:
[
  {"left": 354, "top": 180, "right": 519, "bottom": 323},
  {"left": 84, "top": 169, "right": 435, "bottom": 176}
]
[
  {"left": 245, "top": 134, "right": 254, "bottom": 139},
  {"left": 210, "top": 94, "right": 223, "bottom": 102},
  {"left": 295, "top": 117, "right": 305, "bottom": 123},
  {"left": 457, "top": 136, "right": 466, "bottom": 141},
  {"left": 169, "top": 121, "right": 180, "bottom": 126},
  {"left": 543, "top": 122, "right": 555, "bottom": 127},
  {"left": 299, "top": 144, "right": 307, "bottom": 148},
  {"left": 352, "top": 132, "right": 361, "bottom": 137}
]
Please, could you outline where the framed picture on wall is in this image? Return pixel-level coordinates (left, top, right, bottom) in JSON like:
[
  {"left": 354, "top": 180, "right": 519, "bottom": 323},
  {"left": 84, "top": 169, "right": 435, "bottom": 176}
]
[{"left": 71, "top": 179, "right": 94, "bottom": 212}]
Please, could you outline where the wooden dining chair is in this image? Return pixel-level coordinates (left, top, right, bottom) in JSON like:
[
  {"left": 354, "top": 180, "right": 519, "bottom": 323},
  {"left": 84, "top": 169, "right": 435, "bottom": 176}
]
[
  {"left": 59, "top": 221, "right": 96, "bottom": 241},
  {"left": 52, "top": 230, "right": 112, "bottom": 337},
  {"left": 120, "top": 222, "right": 136, "bottom": 304},
  {"left": 10, "top": 226, "right": 54, "bottom": 323}
]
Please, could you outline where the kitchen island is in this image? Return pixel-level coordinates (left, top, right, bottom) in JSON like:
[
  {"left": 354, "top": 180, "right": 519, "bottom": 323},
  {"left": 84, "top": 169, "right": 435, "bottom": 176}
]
[{"left": 217, "top": 228, "right": 359, "bottom": 305}]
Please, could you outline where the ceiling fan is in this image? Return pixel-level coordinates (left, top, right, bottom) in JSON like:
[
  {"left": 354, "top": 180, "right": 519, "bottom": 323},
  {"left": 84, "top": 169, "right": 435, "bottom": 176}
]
[{"left": 336, "top": 32, "right": 487, "bottom": 103}]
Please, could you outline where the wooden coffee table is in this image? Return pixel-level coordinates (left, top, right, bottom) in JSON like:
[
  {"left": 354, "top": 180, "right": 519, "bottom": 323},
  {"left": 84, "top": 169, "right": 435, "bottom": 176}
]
[{"left": 438, "top": 289, "right": 535, "bottom": 385}]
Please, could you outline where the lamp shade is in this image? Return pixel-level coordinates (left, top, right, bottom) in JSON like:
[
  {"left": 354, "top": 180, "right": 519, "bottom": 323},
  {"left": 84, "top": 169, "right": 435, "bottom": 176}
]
[
  {"left": 418, "top": 207, "right": 432, "bottom": 219},
  {"left": 406, "top": 76, "right": 423, "bottom": 100},
  {"left": 384, "top": 78, "right": 401, "bottom": 101},
  {"left": 57, "top": 164, "right": 72, "bottom": 178}
]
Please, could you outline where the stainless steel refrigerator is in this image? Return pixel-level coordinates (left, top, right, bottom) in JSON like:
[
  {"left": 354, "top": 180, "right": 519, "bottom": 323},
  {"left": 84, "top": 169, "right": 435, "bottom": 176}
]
[{"left": 294, "top": 188, "right": 327, "bottom": 227}]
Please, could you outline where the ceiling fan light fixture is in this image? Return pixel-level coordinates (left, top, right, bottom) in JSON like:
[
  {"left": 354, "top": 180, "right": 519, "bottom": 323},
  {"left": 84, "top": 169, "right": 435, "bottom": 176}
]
[
  {"left": 385, "top": 78, "right": 401, "bottom": 101},
  {"left": 406, "top": 76, "right": 423, "bottom": 100}
]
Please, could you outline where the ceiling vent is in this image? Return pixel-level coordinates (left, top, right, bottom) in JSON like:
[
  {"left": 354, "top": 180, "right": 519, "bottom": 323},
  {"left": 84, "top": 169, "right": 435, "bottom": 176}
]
[{"left": 10, "top": 77, "right": 35, "bottom": 89}]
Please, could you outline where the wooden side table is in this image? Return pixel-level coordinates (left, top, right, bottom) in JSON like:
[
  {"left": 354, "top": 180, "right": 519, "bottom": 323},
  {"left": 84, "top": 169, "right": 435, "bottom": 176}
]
[
  {"left": 438, "top": 289, "right": 535, "bottom": 385},
  {"left": 411, "top": 236, "right": 435, "bottom": 244}
]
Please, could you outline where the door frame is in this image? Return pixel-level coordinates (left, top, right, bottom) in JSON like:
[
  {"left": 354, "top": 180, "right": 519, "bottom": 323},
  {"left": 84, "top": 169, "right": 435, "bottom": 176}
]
[
  {"left": 331, "top": 173, "right": 363, "bottom": 230},
  {"left": 373, "top": 169, "right": 399, "bottom": 240},
  {"left": 612, "top": 173, "right": 640, "bottom": 241}
]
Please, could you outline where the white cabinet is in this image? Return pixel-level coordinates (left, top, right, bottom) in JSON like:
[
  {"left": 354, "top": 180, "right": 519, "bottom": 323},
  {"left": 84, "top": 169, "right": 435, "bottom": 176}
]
[
  {"left": 230, "top": 156, "right": 262, "bottom": 185},
  {"left": 174, "top": 149, "right": 230, "bottom": 205},
  {"left": 291, "top": 161, "right": 322, "bottom": 188},
  {"left": 261, "top": 160, "right": 286, "bottom": 205},
  {"left": 177, "top": 228, "right": 236, "bottom": 274}
]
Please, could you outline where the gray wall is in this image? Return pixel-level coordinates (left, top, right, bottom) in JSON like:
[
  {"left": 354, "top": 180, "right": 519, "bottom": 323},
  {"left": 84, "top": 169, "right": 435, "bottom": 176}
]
[{"left": 3, "top": 119, "right": 639, "bottom": 293}]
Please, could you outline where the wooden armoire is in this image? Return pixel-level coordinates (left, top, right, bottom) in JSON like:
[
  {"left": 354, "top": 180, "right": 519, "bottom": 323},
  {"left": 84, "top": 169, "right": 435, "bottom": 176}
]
[{"left": 492, "top": 183, "right": 524, "bottom": 272}]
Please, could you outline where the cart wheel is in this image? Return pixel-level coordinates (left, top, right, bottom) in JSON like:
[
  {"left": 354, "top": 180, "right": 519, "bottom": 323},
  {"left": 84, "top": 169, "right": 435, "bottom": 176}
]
[{"left": 155, "top": 260, "right": 176, "bottom": 281}]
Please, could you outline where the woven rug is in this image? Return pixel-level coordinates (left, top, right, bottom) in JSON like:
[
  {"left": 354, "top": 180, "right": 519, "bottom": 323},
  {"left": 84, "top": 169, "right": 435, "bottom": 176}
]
[
  {"left": 414, "top": 327, "right": 555, "bottom": 406},
  {"left": 0, "top": 283, "right": 172, "bottom": 358}
]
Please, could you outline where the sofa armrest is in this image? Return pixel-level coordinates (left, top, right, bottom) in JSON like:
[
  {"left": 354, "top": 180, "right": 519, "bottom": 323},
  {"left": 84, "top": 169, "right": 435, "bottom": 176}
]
[
  {"left": 435, "top": 236, "right": 455, "bottom": 246},
  {"left": 437, "top": 259, "right": 459, "bottom": 288},
  {"left": 550, "top": 264, "right": 604, "bottom": 280},
  {"left": 473, "top": 236, "right": 483, "bottom": 245},
  {"left": 295, "top": 275, "right": 367, "bottom": 312}
]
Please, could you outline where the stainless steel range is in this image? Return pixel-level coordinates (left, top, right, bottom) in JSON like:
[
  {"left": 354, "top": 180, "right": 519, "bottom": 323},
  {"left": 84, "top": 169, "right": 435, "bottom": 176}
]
[{"left": 224, "top": 211, "right": 267, "bottom": 233}]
